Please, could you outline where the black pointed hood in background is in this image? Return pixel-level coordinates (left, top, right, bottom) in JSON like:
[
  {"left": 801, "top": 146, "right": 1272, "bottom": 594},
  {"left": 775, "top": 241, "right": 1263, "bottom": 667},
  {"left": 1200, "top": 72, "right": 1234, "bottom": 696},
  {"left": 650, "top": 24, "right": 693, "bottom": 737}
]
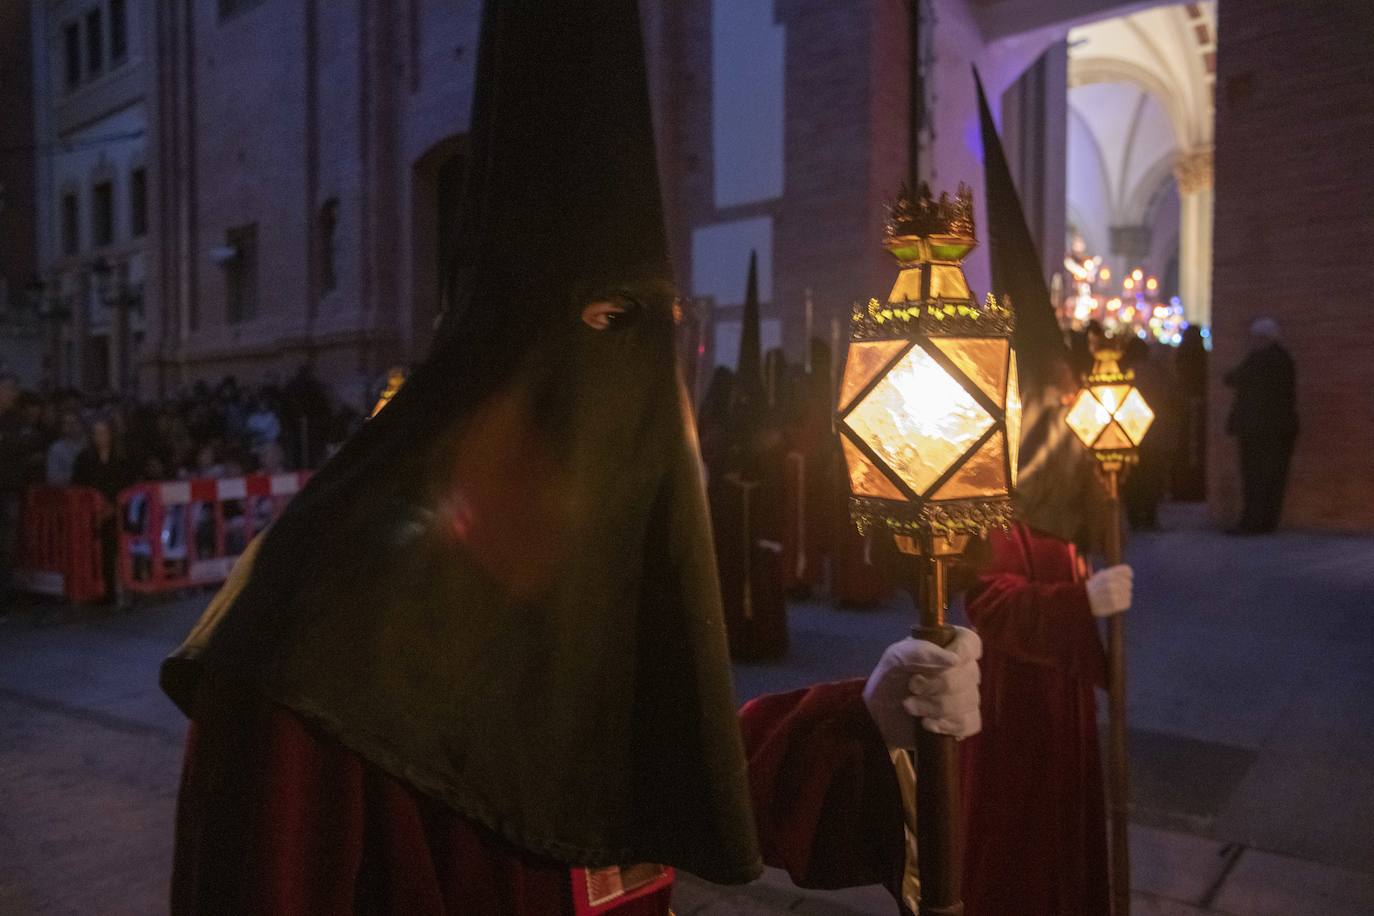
[
  {"left": 976, "top": 70, "right": 1101, "bottom": 544},
  {"left": 162, "top": 0, "right": 762, "bottom": 884},
  {"left": 723, "top": 250, "right": 768, "bottom": 468},
  {"left": 736, "top": 250, "right": 763, "bottom": 400}
]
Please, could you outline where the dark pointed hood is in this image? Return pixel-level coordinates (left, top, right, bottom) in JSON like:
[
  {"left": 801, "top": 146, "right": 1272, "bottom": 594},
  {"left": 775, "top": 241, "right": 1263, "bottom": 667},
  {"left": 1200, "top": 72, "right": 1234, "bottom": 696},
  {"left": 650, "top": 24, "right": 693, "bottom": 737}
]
[
  {"left": 976, "top": 70, "right": 1101, "bottom": 543},
  {"left": 736, "top": 250, "right": 763, "bottom": 400},
  {"left": 722, "top": 250, "right": 768, "bottom": 473},
  {"left": 163, "top": 0, "right": 762, "bottom": 884}
]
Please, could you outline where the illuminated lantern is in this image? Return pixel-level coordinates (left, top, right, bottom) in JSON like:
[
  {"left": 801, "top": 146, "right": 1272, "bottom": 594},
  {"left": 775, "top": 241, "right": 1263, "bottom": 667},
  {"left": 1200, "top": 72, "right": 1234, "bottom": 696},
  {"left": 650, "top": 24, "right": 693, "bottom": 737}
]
[
  {"left": 1065, "top": 343, "right": 1155, "bottom": 916},
  {"left": 1065, "top": 348, "right": 1155, "bottom": 470},
  {"left": 836, "top": 182, "right": 1020, "bottom": 546},
  {"left": 834, "top": 181, "right": 1018, "bottom": 916}
]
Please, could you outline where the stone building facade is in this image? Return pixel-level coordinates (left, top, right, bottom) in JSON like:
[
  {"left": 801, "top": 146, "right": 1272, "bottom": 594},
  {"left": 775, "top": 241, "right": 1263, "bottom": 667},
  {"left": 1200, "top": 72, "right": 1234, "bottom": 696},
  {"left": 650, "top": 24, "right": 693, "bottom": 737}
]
[
  {"left": 144, "top": 0, "right": 479, "bottom": 403},
  {"left": 141, "top": 0, "right": 1084, "bottom": 401},
  {"left": 128, "top": 0, "right": 1374, "bottom": 531},
  {"left": 28, "top": 0, "right": 149, "bottom": 393}
]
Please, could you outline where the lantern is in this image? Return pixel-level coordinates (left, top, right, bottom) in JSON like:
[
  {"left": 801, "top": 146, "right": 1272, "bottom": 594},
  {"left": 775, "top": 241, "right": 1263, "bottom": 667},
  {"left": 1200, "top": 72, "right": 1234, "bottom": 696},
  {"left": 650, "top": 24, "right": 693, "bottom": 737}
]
[
  {"left": 1065, "top": 348, "right": 1155, "bottom": 470},
  {"left": 1065, "top": 343, "right": 1154, "bottom": 916},
  {"left": 836, "top": 182, "right": 1020, "bottom": 546},
  {"left": 835, "top": 182, "right": 1018, "bottom": 916}
]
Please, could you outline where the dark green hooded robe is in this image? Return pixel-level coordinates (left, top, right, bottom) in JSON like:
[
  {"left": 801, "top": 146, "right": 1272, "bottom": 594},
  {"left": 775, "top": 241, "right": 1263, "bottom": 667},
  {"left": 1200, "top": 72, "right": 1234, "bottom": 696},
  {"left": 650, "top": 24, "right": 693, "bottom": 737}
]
[{"left": 162, "top": 0, "right": 763, "bottom": 885}]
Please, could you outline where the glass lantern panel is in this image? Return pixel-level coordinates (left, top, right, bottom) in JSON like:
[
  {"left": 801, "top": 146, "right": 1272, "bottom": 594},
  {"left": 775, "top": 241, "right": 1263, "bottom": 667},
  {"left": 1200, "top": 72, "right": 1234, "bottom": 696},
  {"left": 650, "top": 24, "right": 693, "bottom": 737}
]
[
  {"left": 1094, "top": 384, "right": 1132, "bottom": 415},
  {"left": 1095, "top": 420, "right": 1133, "bottom": 451},
  {"left": 1066, "top": 389, "right": 1112, "bottom": 447},
  {"left": 845, "top": 345, "right": 993, "bottom": 496},
  {"left": 929, "top": 264, "right": 970, "bottom": 300},
  {"left": 1006, "top": 356, "right": 1021, "bottom": 487},
  {"left": 931, "top": 337, "right": 1009, "bottom": 408},
  {"left": 888, "top": 267, "right": 924, "bottom": 304},
  {"left": 840, "top": 435, "right": 907, "bottom": 502},
  {"left": 838, "top": 339, "right": 908, "bottom": 412},
  {"left": 1116, "top": 388, "right": 1156, "bottom": 445},
  {"left": 930, "top": 431, "right": 1007, "bottom": 501},
  {"left": 929, "top": 241, "right": 973, "bottom": 262}
]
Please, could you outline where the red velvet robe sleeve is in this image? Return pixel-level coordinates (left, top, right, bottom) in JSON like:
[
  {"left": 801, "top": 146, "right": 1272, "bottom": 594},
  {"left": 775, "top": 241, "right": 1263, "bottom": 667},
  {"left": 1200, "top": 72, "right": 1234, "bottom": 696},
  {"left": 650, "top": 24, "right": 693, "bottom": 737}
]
[
  {"left": 966, "top": 526, "right": 1106, "bottom": 686},
  {"left": 738, "top": 679, "right": 906, "bottom": 893}
]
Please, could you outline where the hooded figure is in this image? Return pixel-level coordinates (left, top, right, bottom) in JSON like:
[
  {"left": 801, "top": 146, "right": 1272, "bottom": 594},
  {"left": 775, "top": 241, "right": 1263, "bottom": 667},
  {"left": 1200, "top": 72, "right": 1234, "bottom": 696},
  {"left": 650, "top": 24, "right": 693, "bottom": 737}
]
[
  {"left": 166, "top": 3, "right": 982, "bottom": 914},
  {"left": 711, "top": 251, "right": 787, "bottom": 659},
  {"left": 166, "top": 0, "right": 758, "bottom": 893},
  {"left": 958, "top": 72, "right": 1130, "bottom": 916}
]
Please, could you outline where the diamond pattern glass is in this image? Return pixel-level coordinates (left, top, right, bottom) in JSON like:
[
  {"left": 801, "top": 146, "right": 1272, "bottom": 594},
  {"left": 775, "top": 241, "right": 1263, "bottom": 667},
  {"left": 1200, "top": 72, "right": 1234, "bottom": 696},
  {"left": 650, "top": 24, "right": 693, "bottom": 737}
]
[
  {"left": 1116, "top": 388, "right": 1156, "bottom": 445},
  {"left": 841, "top": 436, "right": 907, "bottom": 501},
  {"left": 839, "top": 340, "right": 908, "bottom": 412},
  {"left": 932, "top": 337, "right": 1009, "bottom": 408},
  {"left": 1095, "top": 421, "right": 1133, "bottom": 450},
  {"left": 845, "top": 346, "right": 993, "bottom": 497},
  {"left": 931, "top": 433, "right": 1006, "bottom": 500},
  {"left": 1067, "top": 388, "right": 1112, "bottom": 447}
]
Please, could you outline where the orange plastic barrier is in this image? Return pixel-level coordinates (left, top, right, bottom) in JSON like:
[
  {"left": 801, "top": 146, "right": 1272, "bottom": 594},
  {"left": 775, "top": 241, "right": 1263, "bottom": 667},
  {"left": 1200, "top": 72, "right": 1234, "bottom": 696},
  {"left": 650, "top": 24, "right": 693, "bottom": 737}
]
[
  {"left": 118, "top": 473, "right": 309, "bottom": 595},
  {"left": 13, "top": 485, "right": 108, "bottom": 603}
]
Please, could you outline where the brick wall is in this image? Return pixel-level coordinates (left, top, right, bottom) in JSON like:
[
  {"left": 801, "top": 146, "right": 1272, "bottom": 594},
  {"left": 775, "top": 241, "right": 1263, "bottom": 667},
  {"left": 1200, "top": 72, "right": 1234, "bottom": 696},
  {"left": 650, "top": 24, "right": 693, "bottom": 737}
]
[
  {"left": 146, "top": 0, "right": 477, "bottom": 394},
  {"left": 1210, "top": 0, "right": 1374, "bottom": 531}
]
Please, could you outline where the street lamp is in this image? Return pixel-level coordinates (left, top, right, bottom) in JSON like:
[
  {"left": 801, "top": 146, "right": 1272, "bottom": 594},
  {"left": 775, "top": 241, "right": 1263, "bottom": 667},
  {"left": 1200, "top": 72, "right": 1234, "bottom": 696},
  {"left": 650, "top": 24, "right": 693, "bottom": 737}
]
[
  {"left": 836, "top": 181, "right": 1019, "bottom": 916},
  {"left": 1065, "top": 344, "right": 1154, "bottom": 916}
]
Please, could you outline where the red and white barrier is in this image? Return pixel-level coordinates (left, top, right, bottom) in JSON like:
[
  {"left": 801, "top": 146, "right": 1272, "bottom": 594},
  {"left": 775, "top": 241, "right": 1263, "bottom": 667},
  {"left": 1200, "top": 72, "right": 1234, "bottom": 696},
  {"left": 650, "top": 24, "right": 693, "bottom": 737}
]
[{"left": 118, "top": 472, "right": 308, "bottom": 596}]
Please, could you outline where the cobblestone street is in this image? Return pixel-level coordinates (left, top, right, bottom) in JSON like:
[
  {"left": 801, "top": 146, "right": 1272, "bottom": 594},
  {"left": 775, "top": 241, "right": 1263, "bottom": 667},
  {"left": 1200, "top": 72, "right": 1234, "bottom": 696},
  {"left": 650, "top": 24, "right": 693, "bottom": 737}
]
[{"left": 2, "top": 505, "right": 1372, "bottom": 914}]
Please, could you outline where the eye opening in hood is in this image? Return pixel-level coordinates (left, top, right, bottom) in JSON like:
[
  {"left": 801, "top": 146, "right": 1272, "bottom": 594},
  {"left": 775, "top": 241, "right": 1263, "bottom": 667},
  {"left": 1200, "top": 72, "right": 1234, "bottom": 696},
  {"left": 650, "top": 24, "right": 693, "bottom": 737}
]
[{"left": 582, "top": 295, "right": 643, "bottom": 331}]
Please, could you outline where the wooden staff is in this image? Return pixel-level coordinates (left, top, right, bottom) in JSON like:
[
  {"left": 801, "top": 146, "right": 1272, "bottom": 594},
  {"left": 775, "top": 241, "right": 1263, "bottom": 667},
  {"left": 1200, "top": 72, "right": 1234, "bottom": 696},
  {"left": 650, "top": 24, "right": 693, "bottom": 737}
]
[
  {"left": 896, "top": 534, "right": 966, "bottom": 916},
  {"left": 1102, "top": 465, "right": 1131, "bottom": 916}
]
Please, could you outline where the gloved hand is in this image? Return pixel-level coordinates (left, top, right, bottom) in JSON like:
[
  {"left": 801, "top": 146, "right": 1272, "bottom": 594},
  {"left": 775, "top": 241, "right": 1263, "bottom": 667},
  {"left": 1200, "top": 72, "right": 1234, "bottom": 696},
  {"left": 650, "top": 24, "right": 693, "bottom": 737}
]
[
  {"left": 863, "top": 627, "right": 982, "bottom": 747},
  {"left": 1086, "top": 564, "right": 1134, "bottom": 617}
]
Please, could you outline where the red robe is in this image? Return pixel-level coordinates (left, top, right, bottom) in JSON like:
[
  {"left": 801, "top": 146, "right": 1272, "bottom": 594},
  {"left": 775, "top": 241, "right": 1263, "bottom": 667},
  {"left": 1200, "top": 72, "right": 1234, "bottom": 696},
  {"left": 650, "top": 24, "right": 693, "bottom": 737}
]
[
  {"left": 172, "top": 675, "right": 905, "bottom": 915},
  {"left": 960, "top": 524, "right": 1110, "bottom": 916}
]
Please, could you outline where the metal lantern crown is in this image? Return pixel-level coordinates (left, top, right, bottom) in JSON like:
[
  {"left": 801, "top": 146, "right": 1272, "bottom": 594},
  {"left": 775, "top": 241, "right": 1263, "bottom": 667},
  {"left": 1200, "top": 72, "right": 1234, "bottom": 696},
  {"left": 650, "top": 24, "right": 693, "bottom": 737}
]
[
  {"left": 1066, "top": 348, "right": 1155, "bottom": 468},
  {"left": 836, "top": 183, "right": 1020, "bottom": 539}
]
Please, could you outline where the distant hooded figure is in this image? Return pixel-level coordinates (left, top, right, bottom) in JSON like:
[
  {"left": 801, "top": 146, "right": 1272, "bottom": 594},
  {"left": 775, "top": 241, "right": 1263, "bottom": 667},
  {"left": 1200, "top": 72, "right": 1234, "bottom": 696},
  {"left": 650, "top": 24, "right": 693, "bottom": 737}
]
[
  {"left": 1224, "top": 317, "right": 1297, "bottom": 533},
  {"left": 163, "top": 3, "right": 980, "bottom": 914},
  {"left": 959, "top": 72, "right": 1126, "bottom": 916}
]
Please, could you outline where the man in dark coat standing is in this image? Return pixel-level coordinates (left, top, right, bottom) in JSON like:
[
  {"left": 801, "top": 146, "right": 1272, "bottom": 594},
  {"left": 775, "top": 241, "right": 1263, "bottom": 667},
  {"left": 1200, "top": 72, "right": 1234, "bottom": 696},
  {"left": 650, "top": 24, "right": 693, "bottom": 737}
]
[{"left": 1225, "top": 317, "right": 1298, "bottom": 534}]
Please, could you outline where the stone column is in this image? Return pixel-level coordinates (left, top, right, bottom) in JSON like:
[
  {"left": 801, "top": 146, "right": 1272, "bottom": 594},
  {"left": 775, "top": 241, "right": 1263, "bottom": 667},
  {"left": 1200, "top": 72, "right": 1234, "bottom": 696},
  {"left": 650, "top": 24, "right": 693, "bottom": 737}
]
[{"left": 1175, "top": 147, "right": 1214, "bottom": 328}]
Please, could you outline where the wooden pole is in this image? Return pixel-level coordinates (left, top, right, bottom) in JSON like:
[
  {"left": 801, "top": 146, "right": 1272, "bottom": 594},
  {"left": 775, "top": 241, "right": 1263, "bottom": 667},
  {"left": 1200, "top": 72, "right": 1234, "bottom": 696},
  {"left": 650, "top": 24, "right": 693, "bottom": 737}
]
[
  {"left": 899, "top": 535, "right": 964, "bottom": 916},
  {"left": 1103, "top": 466, "right": 1131, "bottom": 916}
]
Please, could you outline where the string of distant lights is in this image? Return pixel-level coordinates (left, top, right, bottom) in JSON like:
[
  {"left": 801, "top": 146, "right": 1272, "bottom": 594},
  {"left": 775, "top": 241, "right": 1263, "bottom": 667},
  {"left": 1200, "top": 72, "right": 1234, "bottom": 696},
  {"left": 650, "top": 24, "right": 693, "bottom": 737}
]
[{"left": 1059, "top": 255, "right": 1196, "bottom": 346}]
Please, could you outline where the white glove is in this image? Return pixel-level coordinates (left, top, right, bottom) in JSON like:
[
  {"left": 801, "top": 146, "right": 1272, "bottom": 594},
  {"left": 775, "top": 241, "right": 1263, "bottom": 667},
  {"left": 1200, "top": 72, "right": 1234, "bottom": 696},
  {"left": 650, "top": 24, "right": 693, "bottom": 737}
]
[
  {"left": 863, "top": 627, "right": 982, "bottom": 747},
  {"left": 1086, "top": 564, "right": 1134, "bottom": 618}
]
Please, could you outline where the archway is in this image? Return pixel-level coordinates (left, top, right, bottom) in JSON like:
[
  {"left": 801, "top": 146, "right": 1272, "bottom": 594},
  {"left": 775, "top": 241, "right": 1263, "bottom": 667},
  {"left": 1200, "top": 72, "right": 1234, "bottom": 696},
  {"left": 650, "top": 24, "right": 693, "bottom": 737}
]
[{"left": 1066, "top": 2, "right": 1216, "bottom": 329}]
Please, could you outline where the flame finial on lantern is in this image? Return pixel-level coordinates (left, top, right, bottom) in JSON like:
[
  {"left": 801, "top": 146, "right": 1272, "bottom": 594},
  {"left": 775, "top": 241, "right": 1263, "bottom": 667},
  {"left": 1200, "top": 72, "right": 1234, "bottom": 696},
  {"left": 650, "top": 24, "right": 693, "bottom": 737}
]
[{"left": 837, "top": 184, "right": 1020, "bottom": 539}]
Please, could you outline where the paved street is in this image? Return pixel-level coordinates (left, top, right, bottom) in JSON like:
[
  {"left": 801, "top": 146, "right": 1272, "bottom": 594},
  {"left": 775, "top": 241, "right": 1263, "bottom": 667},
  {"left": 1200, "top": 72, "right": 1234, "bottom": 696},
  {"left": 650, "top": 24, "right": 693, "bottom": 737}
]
[{"left": 1, "top": 504, "right": 1372, "bottom": 914}]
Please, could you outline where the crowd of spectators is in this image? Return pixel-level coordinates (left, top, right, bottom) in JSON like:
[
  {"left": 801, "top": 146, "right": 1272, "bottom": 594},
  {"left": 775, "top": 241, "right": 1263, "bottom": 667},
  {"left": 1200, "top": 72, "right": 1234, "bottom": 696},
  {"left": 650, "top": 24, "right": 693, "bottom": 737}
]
[
  {"left": 1, "top": 366, "right": 370, "bottom": 609},
  {"left": 1, "top": 365, "right": 366, "bottom": 495}
]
